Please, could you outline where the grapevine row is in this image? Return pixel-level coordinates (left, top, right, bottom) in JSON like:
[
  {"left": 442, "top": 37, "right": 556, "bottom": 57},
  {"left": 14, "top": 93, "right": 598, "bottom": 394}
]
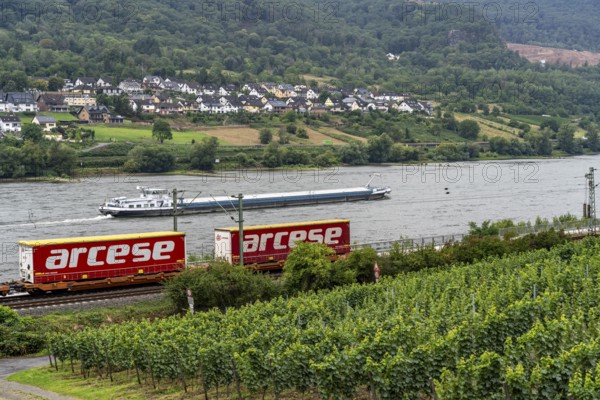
[{"left": 49, "top": 239, "right": 600, "bottom": 399}]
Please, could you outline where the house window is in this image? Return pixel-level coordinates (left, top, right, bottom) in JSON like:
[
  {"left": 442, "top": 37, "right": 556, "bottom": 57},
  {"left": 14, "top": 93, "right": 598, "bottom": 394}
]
[{"left": 136, "top": 204, "right": 141, "bottom": 208}]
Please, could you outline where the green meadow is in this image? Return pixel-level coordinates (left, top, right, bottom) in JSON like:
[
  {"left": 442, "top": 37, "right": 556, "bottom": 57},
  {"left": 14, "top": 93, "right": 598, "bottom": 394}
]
[{"left": 91, "top": 125, "right": 222, "bottom": 144}]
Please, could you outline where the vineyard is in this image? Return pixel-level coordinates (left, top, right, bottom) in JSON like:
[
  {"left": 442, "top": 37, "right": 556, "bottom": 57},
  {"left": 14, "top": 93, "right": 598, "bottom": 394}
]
[{"left": 48, "top": 238, "right": 600, "bottom": 399}]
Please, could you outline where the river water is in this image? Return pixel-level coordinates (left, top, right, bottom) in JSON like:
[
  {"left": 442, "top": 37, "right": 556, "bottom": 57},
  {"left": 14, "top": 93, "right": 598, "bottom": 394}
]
[{"left": 0, "top": 156, "right": 598, "bottom": 281}]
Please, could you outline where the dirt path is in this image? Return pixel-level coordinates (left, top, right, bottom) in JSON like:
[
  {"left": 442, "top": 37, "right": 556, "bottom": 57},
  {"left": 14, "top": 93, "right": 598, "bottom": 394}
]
[{"left": 0, "top": 357, "right": 77, "bottom": 400}]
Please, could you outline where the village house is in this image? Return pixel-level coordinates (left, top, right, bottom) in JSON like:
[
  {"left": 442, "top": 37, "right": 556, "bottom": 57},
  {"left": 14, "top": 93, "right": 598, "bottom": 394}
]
[
  {"left": 178, "top": 101, "right": 199, "bottom": 113},
  {"left": 143, "top": 76, "right": 164, "bottom": 87},
  {"left": 394, "top": 100, "right": 433, "bottom": 115},
  {"left": 32, "top": 115, "right": 57, "bottom": 132},
  {"left": 61, "top": 79, "right": 74, "bottom": 92},
  {"left": 263, "top": 100, "right": 289, "bottom": 113},
  {"left": 0, "top": 115, "right": 21, "bottom": 132},
  {"left": 5, "top": 92, "right": 38, "bottom": 112},
  {"left": 96, "top": 77, "right": 113, "bottom": 87},
  {"left": 74, "top": 77, "right": 96, "bottom": 88},
  {"left": 274, "top": 84, "right": 297, "bottom": 98},
  {"left": 184, "top": 82, "right": 202, "bottom": 95},
  {"left": 63, "top": 93, "right": 96, "bottom": 107},
  {"left": 118, "top": 79, "right": 143, "bottom": 94},
  {"left": 155, "top": 102, "right": 179, "bottom": 115},
  {"left": 71, "top": 85, "right": 95, "bottom": 95},
  {"left": 130, "top": 98, "right": 156, "bottom": 113},
  {"left": 36, "top": 93, "right": 69, "bottom": 112},
  {"left": 96, "top": 86, "right": 123, "bottom": 96},
  {"left": 108, "top": 115, "right": 125, "bottom": 124},
  {"left": 77, "top": 105, "right": 110, "bottom": 123}
]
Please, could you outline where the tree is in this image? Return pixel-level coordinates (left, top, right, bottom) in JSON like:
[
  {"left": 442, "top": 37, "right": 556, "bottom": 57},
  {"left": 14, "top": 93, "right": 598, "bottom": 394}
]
[
  {"left": 277, "top": 127, "right": 290, "bottom": 144},
  {"left": 47, "top": 76, "right": 63, "bottom": 91},
  {"left": 286, "top": 124, "right": 297, "bottom": 134},
  {"left": 339, "top": 247, "right": 379, "bottom": 283},
  {"left": 282, "top": 242, "right": 354, "bottom": 293},
  {"left": 152, "top": 120, "right": 172, "bottom": 143},
  {"left": 189, "top": 137, "right": 219, "bottom": 171},
  {"left": 46, "top": 143, "right": 76, "bottom": 176},
  {"left": 540, "top": 118, "right": 560, "bottom": 133},
  {"left": 585, "top": 126, "right": 600, "bottom": 152},
  {"left": 282, "top": 111, "right": 297, "bottom": 123},
  {"left": 297, "top": 128, "right": 309, "bottom": 139},
  {"left": 367, "top": 133, "right": 393, "bottom": 162},
  {"left": 557, "top": 124, "right": 581, "bottom": 154},
  {"left": 259, "top": 128, "right": 273, "bottom": 144},
  {"left": 526, "top": 131, "right": 553, "bottom": 156},
  {"left": 124, "top": 146, "right": 175, "bottom": 173},
  {"left": 458, "top": 120, "right": 480, "bottom": 140},
  {"left": 318, "top": 91, "right": 331, "bottom": 104},
  {"left": 388, "top": 144, "right": 420, "bottom": 162},
  {"left": 338, "top": 142, "right": 369, "bottom": 165},
  {"left": 21, "top": 124, "right": 43, "bottom": 142},
  {"left": 262, "top": 142, "right": 283, "bottom": 167}
]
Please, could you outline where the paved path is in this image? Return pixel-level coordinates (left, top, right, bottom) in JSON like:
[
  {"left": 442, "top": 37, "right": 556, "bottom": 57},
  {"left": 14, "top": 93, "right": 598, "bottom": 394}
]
[{"left": 0, "top": 357, "right": 77, "bottom": 400}]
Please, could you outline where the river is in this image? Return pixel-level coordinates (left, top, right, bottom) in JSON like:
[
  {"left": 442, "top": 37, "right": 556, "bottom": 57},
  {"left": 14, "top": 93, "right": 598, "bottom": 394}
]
[{"left": 0, "top": 156, "right": 598, "bottom": 281}]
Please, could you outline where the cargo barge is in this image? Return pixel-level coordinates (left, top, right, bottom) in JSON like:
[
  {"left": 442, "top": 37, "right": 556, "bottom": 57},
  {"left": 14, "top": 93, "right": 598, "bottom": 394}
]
[{"left": 99, "top": 179, "right": 391, "bottom": 218}]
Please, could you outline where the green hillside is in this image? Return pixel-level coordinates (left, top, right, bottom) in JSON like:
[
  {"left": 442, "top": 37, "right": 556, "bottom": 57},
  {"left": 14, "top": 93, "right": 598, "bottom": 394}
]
[{"left": 1, "top": 0, "right": 600, "bottom": 117}]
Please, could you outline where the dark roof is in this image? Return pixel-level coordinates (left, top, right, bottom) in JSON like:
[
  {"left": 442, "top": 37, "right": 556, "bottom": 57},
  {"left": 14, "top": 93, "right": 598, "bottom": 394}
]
[
  {"left": 81, "top": 105, "right": 109, "bottom": 114},
  {"left": 6, "top": 92, "right": 35, "bottom": 104},
  {"left": 267, "top": 100, "right": 288, "bottom": 108},
  {"left": 0, "top": 116, "right": 21, "bottom": 123},
  {"left": 37, "top": 93, "right": 65, "bottom": 104}
]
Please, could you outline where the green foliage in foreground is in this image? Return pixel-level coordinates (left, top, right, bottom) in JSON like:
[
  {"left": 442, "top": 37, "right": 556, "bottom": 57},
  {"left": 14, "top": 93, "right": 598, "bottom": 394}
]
[
  {"left": 0, "top": 299, "right": 174, "bottom": 358},
  {"left": 0, "top": 307, "right": 45, "bottom": 357},
  {"left": 48, "top": 238, "right": 600, "bottom": 398}
]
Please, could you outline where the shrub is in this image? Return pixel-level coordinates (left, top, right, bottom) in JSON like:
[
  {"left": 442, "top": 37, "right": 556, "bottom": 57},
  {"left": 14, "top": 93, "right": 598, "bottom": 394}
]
[
  {"left": 165, "top": 263, "right": 281, "bottom": 311},
  {"left": 282, "top": 242, "right": 355, "bottom": 294},
  {"left": 0, "top": 306, "right": 45, "bottom": 356}
]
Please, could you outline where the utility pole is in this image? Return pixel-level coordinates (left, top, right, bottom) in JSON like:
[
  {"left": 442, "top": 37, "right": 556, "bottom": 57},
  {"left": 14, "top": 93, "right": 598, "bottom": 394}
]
[
  {"left": 173, "top": 188, "right": 178, "bottom": 231},
  {"left": 231, "top": 193, "right": 244, "bottom": 266},
  {"left": 585, "top": 168, "right": 597, "bottom": 236}
]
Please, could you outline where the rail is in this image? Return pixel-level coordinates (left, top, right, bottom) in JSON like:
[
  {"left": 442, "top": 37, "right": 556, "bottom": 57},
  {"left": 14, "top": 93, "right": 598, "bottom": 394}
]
[
  {"left": 498, "top": 219, "right": 597, "bottom": 237},
  {"left": 351, "top": 234, "right": 466, "bottom": 253}
]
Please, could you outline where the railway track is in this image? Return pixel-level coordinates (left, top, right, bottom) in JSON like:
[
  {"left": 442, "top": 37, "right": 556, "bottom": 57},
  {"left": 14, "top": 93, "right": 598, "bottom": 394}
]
[{"left": 0, "top": 285, "right": 164, "bottom": 310}]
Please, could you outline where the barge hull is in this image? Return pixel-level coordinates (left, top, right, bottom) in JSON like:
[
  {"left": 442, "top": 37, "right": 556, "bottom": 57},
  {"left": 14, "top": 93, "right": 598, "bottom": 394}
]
[{"left": 99, "top": 187, "right": 390, "bottom": 217}]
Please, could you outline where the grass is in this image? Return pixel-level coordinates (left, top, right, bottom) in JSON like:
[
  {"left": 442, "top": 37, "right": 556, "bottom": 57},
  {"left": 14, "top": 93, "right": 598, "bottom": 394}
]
[
  {"left": 8, "top": 365, "right": 371, "bottom": 399},
  {"left": 91, "top": 125, "right": 222, "bottom": 145},
  {"left": 505, "top": 114, "right": 571, "bottom": 126},
  {"left": 37, "top": 112, "right": 78, "bottom": 121},
  {"left": 8, "top": 367, "right": 162, "bottom": 400},
  {"left": 455, "top": 113, "right": 521, "bottom": 139}
]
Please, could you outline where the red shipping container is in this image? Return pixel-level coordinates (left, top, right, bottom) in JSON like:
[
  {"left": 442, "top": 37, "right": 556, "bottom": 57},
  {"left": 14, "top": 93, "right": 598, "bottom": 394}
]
[
  {"left": 18, "top": 232, "right": 186, "bottom": 284},
  {"left": 214, "top": 220, "right": 350, "bottom": 265}
]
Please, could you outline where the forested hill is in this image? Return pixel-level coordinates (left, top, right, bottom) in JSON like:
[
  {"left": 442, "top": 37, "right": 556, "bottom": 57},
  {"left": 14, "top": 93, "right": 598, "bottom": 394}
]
[
  {"left": 2, "top": 0, "right": 600, "bottom": 116},
  {"left": 485, "top": 0, "right": 600, "bottom": 52},
  {"left": 0, "top": 0, "right": 521, "bottom": 81}
]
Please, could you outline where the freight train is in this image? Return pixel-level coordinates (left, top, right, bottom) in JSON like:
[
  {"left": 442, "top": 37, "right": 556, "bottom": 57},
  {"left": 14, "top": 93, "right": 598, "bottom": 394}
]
[{"left": 0, "top": 220, "right": 351, "bottom": 295}]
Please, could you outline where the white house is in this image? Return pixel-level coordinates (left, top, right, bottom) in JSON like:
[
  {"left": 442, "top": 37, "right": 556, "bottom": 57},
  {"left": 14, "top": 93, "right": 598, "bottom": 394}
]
[
  {"left": 143, "top": 76, "right": 164, "bottom": 86},
  {"left": 96, "top": 77, "right": 112, "bottom": 87},
  {"left": 0, "top": 116, "right": 21, "bottom": 132},
  {"left": 75, "top": 77, "right": 96, "bottom": 87},
  {"left": 118, "top": 79, "right": 143, "bottom": 94},
  {"left": 6, "top": 92, "right": 38, "bottom": 112}
]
